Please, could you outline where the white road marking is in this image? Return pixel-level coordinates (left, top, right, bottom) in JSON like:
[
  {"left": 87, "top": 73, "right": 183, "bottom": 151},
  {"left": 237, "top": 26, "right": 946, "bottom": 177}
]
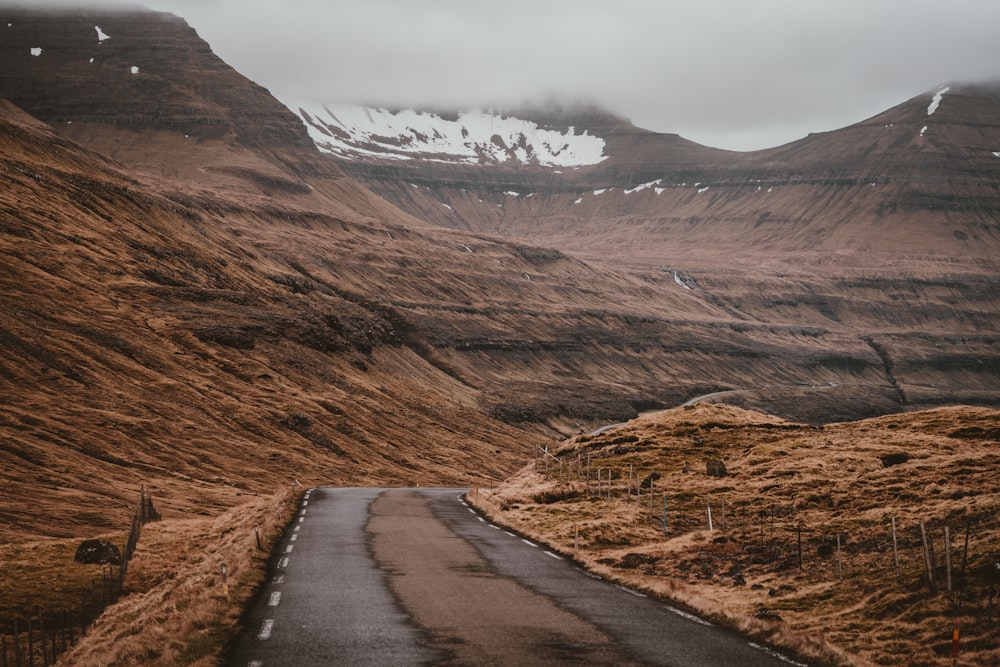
[
  {"left": 503, "top": 531, "right": 516, "bottom": 537},
  {"left": 521, "top": 539, "right": 538, "bottom": 548},
  {"left": 298, "top": 517, "right": 305, "bottom": 523},
  {"left": 285, "top": 544, "right": 294, "bottom": 553},
  {"left": 667, "top": 605, "right": 712, "bottom": 626},
  {"left": 544, "top": 551, "right": 563, "bottom": 560},
  {"left": 257, "top": 619, "right": 274, "bottom": 640},
  {"left": 302, "top": 500, "right": 308, "bottom": 507},
  {"left": 272, "top": 575, "right": 285, "bottom": 584},
  {"left": 267, "top": 591, "right": 282, "bottom": 607},
  {"left": 747, "top": 643, "right": 809, "bottom": 666},
  {"left": 248, "top": 661, "right": 263, "bottom": 667},
  {"left": 290, "top": 534, "right": 298, "bottom": 542},
  {"left": 278, "top": 557, "right": 289, "bottom": 569},
  {"left": 293, "top": 525, "right": 300, "bottom": 532},
  {"left": 489, "top": 524, "right": 500, "bottom": 530},
  {"left": 467, "top": 508, "right": 476, "bottom": 514},
  {"left": 614, "top": 584, "right": 647, "bottom": 598},
  {"left": 476, "top": 516, "right": 485, "bottom": 523},
  {"left": 299, "top": 509, "right": 307, "bottom": 516}
]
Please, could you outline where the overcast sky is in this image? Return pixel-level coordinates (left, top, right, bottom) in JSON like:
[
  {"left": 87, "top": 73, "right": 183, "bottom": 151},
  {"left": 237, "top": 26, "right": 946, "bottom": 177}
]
[{"left": 18, "top": 0, "right": 1000, "bottom": 150}]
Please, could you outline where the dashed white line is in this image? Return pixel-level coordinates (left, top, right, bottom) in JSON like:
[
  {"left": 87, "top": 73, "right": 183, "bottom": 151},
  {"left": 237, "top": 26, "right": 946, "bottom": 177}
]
[
  {"left": 248, "top": 660, "right": 263, "bottom": 667},
  {"left": 290, "top": 534, "right": 298, "bottom": 542},
  {"left": 267, "top": 591, "right": 282, "bottom": 607},
  {"left": 503, "top": 531, "right": 516, "bottom": 537},
  {"left": 278, "top": 557, "right": 289, "bottom": 569},
  {"left": 667, "top": 605, "right": 712, "bottom": 626},
  {"left": 298, "top": 517, "right": 305, "bottom": 523},
  {"left": 614, "top": 584, "right": 647, "bottom": 598},
  {"left": 476, "top": 516, "right": 485, "bottom": 523},
  {"left": 302, "top": 500, "right": 308, "bottom": 507},
  {"left": 489, "top": 524, "right": 500, "bottom": 530},
  {"left": 272, "top": 574, "right": 285, "bottom": 584},
  {"left": 293, "top": 525, "right": 300, "bottom": 533},
  {"left": 747, "top": 643, "right": 809, "bottom": 666},
  {"left": 544, "top": 551, "right": 563, "bottom": 560},
  {"left": 257, "top": 619, "right": 274, "bottom": 640},
  {"left": 467, "top": 508, "right": 476, "bottom": 514},
  {"left": 521, "top": 539, "right": 538, "bottom": 548},
  {"left": 285, "top": 544, "right": 294, "bottom": 553}
]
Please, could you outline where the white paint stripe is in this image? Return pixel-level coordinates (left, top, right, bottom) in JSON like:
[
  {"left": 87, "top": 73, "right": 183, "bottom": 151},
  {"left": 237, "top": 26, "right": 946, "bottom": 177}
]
[
  {"left": 467, "top": 508, "right": 476, "bottom": 514},
  {"left": 299, "top": 509, "right": 307, "bottom": 516},
  {"left": 614, "top": 584, "right": 646, "bottom": 598},
  {"left": 298, "top": 517, "right": 305, "bottom": 523},
  {"left": 267, "top": 591, "right": 282, "bottom": 607},
  {"left": 489, "top": 524, "right": 500, "bottom": 530},
  {"left": 248, "top": 660, "right": 263, "bottom": 667},
  {"left": 544, "top": 551, "right": 563, "bottom": 560},
  {"left": 278, "top": 557, "right": 289, "bottom": 569},
  {"left": 747, "top": 643, "right": 809, "bottom": 666},
  {"left": 503, "top": 531, "right": 516, "bottom": 537},
  {"left": 272, "top": 574, "right": 285, "bottom": 584},
  {"left": 290, "top": 534, "right": 298, "bottom": 542},
  {"left": 257, "top": 619, "right": 274, "bottom": 640},
  {"left": 293, "top": 525, "right": 300, "bottom": 532},
  {"left": 285, "top": 544, "right": 294, "bottom": 553},
  {"left": 302, "top": 500, "right": 308, "bottom": 506},
  {"left": 667, "top": 605, "right": 712, "bottom": 626},
  {"left": 476, "top": 516, "right": 485, "bottom": 523},
  {"left": 521, "top": 539, "right": 538, "bottom": 548}
]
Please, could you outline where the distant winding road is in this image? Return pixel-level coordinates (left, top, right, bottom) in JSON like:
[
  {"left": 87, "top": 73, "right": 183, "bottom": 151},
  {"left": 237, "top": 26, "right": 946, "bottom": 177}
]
[{"left": 225, "top": 487, "right": 805, "bottom": 666}]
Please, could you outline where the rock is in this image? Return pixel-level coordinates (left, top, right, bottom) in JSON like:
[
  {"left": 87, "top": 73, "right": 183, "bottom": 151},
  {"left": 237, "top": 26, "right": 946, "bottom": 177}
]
[
  {"left": 753, "top": 608, "right": 783, "bottom": 622},
  {"left": 706, "top": 459, "right": 727, "bottom": 477},
  {"left": 639, "top": 472, "right": 661, "bottom": 489},
  {"left": 74, "top": 538, "right": 122, "bottom": 565},
  {"left": 620, "top": 552, "right": 658, "bottom": 569}
]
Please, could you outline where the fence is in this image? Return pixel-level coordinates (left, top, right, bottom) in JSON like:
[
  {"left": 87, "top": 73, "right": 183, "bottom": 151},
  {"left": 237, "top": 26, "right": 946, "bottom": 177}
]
[
  {"left": 530, "top": 448, "right": 1000, "bottom": 626},
  {"left": 0, "top": 486, "right": 159, "bottom": 667}
]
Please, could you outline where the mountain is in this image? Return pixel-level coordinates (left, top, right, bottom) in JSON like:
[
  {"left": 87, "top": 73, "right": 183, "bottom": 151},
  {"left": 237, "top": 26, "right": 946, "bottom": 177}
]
[
  {"left": 291, "top": 88, "right": 1000, "bottom": 266},
  {"left": 1, "top": 7, "right": 998, "bottom": 544}
]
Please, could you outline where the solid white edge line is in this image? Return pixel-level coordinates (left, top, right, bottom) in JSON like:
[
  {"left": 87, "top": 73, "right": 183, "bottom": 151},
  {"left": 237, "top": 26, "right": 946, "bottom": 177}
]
[
  {"left": 257, "top": 618, "right": 275, "bottom": 640},
  {"left": 614, "top": 584, "right": 646, "bottom": 598},
  {"left": 521, "top": 539, "right": 538, "bottom": 547}
]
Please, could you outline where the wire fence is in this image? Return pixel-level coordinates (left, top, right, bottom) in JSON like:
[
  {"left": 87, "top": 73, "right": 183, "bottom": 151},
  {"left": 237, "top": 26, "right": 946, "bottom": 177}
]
[
  {"left": 0, "top": 486, "right": 159, "bottom": 667},
  {"left": 531, "top": 448, "right": 1000, "bottom": 629}
]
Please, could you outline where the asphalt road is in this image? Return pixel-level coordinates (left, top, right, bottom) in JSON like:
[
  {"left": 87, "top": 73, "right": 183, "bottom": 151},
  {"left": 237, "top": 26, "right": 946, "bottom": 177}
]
[{"left": 225, "top": 487, "right": 807, "bottom": 666}]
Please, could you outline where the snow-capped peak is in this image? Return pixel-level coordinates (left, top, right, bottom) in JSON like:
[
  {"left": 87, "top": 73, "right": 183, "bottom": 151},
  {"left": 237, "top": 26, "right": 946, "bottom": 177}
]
[
  {"left": 927, "top": 86, "right": 950, "bottom": 116},
  {"left": 286, "top": 102, "right": 608, "bottom": 168}
]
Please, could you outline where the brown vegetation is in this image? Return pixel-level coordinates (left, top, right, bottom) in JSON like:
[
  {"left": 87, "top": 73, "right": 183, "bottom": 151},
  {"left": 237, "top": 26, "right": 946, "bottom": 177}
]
[{"left": 470, "top": 403, "right": 1000, "bottom": 666}]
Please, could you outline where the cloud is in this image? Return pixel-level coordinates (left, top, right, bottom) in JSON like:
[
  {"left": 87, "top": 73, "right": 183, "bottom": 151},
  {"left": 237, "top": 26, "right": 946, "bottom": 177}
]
[{"left": 6, "top": 0, "right": 1000, "bottom": 149}]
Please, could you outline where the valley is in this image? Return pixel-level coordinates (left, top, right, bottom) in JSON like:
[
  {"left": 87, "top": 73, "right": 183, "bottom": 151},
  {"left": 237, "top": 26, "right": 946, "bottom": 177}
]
[{"left": 0, "top": 6, "right": 997, "bottom": 666}]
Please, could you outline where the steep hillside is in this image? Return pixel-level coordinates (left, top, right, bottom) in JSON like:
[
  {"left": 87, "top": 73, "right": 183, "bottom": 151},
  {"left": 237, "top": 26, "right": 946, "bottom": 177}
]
[{"left": 1, "top": 6, "right": 999, "bottom": 548}]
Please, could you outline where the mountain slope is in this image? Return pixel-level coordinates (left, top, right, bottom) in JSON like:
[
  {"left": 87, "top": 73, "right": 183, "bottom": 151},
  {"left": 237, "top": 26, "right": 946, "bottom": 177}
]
[{"left": 1, "top": 7, "right": 999, "bottom": 545}]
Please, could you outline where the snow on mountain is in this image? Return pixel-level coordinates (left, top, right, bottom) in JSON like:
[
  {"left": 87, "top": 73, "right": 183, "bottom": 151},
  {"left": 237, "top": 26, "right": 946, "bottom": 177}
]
[{"left": 286, "top": 102, "right": 608, "bottom": 168}]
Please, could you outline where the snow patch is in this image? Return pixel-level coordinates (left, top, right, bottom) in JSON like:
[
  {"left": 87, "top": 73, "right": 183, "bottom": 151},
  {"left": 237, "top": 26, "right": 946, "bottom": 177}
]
[
  {"left": 288, "top": 103, "right": 608, "bottom": 168},
  {"left": 927, "top": 86, "right": 950, "bottom": 116},
  {"left": 992, "top": 151, "right": 1000, "bottom": 158},
  {"left": 30, "top": 47, "right": 41, "bottom": 57},
  {"left": 654, "top": 187, "right": 665, "bottom": 195},
  {"left": 697, "top": 186, "right": 710, "bottom": 194},
  {"left": 673, "top": 271, "right": 690, "bottom": 289},
  {"left": 574, "top": 197, "right": 583, "bottom": 205},
  {"left": 442, "top": 203, "right": 452, "bottom": 210},
  {"left": 592, "top": 188, "right": 606, "bottom": 195},
  {"left": 504, "top": 191, "right": 520, "bottom": 197},
  {"left": 920, "top": 125, "right": 928, "bottom": 137},
  {"left": 130, "top": 65, "right": 139, "bottom": 74},
  {"left": 89, "top": 57, "right": 94, "bottom": 63},
  {"left": 624, "top": 179, "right": 662, "bottom": 195},
  {"left": 95, "top": 26, "right": 110, "bottom": 42}
]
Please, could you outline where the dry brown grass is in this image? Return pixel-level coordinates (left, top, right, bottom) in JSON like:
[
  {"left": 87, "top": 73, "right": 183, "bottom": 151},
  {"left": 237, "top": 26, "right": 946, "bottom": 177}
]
[
  {"left": 54, "top": 489, "right": 298, "bottom": 666},
  {"left": 470, "top": 403, "right": 1000, "bottom": 666}
]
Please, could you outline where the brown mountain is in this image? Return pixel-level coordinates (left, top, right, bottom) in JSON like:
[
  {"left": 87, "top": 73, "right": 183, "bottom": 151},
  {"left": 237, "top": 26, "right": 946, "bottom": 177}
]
[{"left": 1, "top": 7, "right": 998, "bottom": 544}]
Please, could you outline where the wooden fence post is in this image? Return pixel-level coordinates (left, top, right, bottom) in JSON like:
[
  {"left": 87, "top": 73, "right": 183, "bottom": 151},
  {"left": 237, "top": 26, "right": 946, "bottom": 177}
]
[
  {"left": 944, "top": 525, "right": 953, "bottom": 595},
  {"left": 921, "top": 521, "right": 937, "bottom": 593}
]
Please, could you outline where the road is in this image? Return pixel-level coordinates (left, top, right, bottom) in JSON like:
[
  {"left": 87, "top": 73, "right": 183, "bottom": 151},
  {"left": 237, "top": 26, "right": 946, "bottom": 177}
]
[{"left": 225, "top": 487, "right": 806, "bottom": 666}]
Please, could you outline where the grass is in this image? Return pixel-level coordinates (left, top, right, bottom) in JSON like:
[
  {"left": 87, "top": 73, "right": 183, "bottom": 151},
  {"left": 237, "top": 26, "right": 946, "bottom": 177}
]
[
  {"left": 469, "top": 403, "right": 1000, "bottom": 666},
  {"left": 51, "top": 488, "right": 298, "bottom": 666}
]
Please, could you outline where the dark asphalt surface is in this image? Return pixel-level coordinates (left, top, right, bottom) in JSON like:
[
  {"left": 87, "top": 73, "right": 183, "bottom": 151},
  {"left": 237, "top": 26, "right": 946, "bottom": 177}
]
[{"left": 225, "top": 487, "right": 807, "bottom": 666}]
